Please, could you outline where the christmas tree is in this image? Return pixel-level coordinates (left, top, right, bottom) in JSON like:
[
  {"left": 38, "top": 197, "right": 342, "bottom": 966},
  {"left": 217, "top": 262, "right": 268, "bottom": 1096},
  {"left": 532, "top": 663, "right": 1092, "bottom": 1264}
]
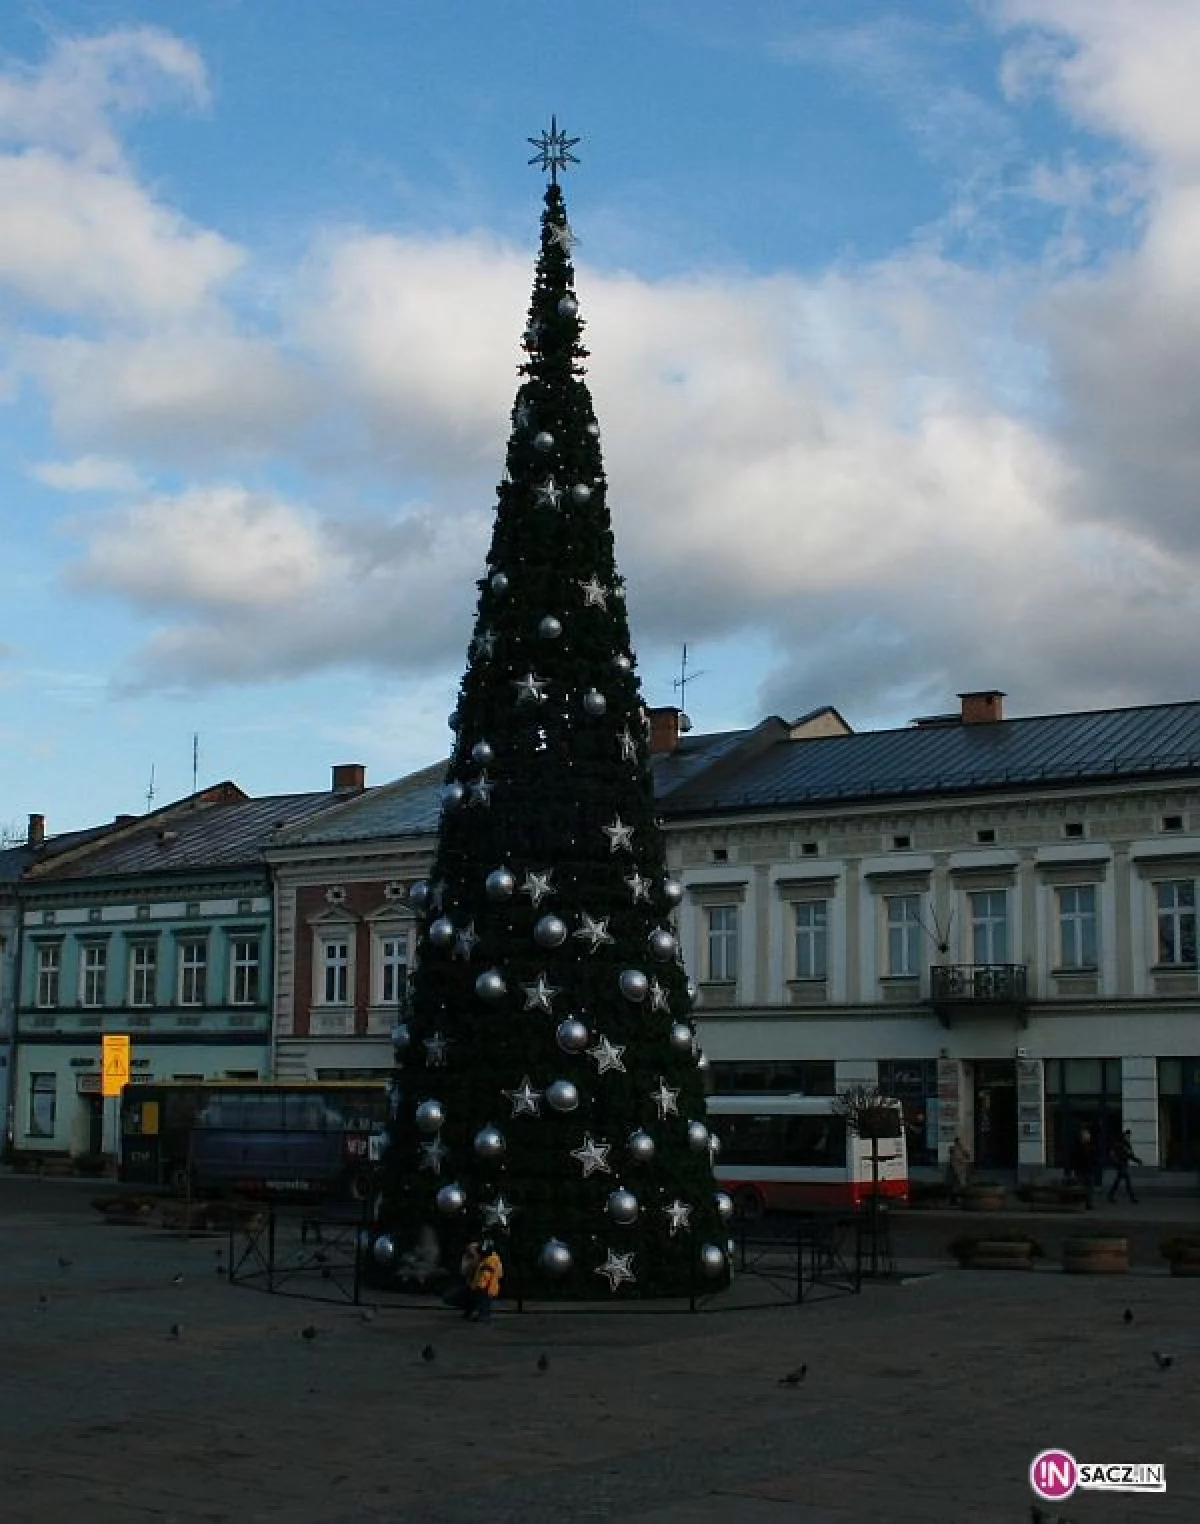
[{"left": 376, "top": 121, "right": 730, "bottom": 1300}]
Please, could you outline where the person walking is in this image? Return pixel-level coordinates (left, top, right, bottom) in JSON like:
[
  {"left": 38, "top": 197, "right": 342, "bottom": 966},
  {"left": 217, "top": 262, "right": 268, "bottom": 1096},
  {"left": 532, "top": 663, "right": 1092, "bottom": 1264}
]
[
  {"left": 444, "top": 1239, "right": 482, "bottom": 1312},
  {"left": 1070, "top": 1125, "right": 1096, "bottom": 1209},
  {"left": 1107, "top": 1128, "right": 1143, "bottom": 1204},
  {"left": 466, "top": 1237, "right": 503, "bottom": 1323},
  {"left": 945, "top": 1136, "right": 971, "bottom": 1206}
]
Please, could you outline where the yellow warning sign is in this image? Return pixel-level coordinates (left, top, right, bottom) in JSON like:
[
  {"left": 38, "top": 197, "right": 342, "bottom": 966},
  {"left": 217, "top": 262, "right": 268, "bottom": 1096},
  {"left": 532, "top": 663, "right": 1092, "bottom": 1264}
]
[{"left": 102, "top": 1034, "right": 130, "bottom": 1097}]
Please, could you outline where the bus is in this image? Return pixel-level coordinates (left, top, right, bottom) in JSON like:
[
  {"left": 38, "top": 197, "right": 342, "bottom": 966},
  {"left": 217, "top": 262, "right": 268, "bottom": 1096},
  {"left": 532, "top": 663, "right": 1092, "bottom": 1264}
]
[
  {"left": 119, "top": 1081, "right": 389, "bottom": 1201},
  {"left": 705, "top": 1094, "right": 909, "bottom": 1217}
]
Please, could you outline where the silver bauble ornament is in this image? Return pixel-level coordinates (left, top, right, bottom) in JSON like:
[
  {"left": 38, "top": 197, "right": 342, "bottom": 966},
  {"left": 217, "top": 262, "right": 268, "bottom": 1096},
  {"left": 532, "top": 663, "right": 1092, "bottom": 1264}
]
[
  {"left": 371, "top": 1234, "right": 396, "bottom": 1267},
  {"left": 687, "top": 979, "right": 700, "bottom": 1003},
  {"left": 556, "top": 1017, "right": 589, "bottom": 1054},
  {"left": 586, "top": 420, "right": 600, "bottom": 437},
  {"left": 582, "top": 688, "right": 607, "bottom": 717},
  {"left": 627, "top": 1130, "right": 656, "bottom": 1163},
  {"left": 391, "top": 1022, "right": 411, "bottom": 1051},
  {"left": 613, "top": 652, "right": 631, "bottom": 674},
  {"left": 545, "top": 1079, "right": 580, "bottom": 1113},
  {"left": 662, "top": 877, "right": 684, "bottom": 907},
  {"left": 441, "top": 781, "right": 465, "bottom": 810},
  {"left": 699, "top": 1243, "right": 726, "bottom": 1278},
  {"left": 619, "top": 968, "right": 649, "bottom": 1003},
  {"left": 435, "top": 1183, "right": 466, "bottom": 1215},
  {"left": 607, "top": 1188, "right": 639, "bottom": 1225},
  {"left": 415, "top": 1099, "right": 444, "bottom": 1134},
  {"left": 429, "top": 916, "right": 455, "bottom": 948},
  {"left": 668, "top": 1022, "right": 693, "bottom": 1053},
  {"left": 648, "top": 928, "right": 676, "bottom": 961},
  {"left": 709, "top": 1133, "right": 722, "bottom": 1159},
  {"left": 533, "top": 430, "right": 555, "bottom": 452},
  {"left": 715, "top": 1191, "right": 735, "bottom": 1223},
  {"left": 534, "top": 913, "right": 568, "bottom": 949},
  {"left": 539, "top": 1239, "right": 572, "bottom": 1276},
  {"left": 538, "top": 614, "right": 563, "bottom": 640},
  {"left": 558, "top": 295, "right": 579, "bottom": 317},
  {"left": 490, "top": 571, "right": 509, "bottom": 594},
  {"left": 409, "top": 879, "right": 430, "bottom": 910},
  {"left": 471, "top": 740, "right": 495, "bottom": 766},
  {"left": 697, "top": 1051, "right": 710, "bottom": 1071},
  {"left": 570, "top": 482, "right": 592, "bottom": 504},
  {"left": 687, "top": 1120, "right": 710, "bottom": 1152},
  {"left": 473, "top": 1126, "right": 506, "bottom": 1161},
  {"left": 475, "top": 968, "right": 507, "bottom": 1002},
  {"left": 447, "top": 710, "right": 460, "bottom": 731},
  {"left": 485, "top": 867, "right": 516, "bottom": 901}
]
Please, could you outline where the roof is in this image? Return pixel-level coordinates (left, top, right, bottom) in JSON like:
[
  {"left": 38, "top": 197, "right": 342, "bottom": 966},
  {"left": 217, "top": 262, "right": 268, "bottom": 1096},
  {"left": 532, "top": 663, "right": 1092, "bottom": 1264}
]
[
  {"left": 0, "top": 822, "right": 122, "bottom": 885},
  {"left": 659, "top": 699, "right": 1200, "bottom": 816},
  {"left": 271, "top": 763, "right": 447, "bottom": 848},
  {"left": 26, "top": 792, "right": 342, "bottom": 880},
  {"left": 650, "top": 726, "right": 762, "bottom": 797}
]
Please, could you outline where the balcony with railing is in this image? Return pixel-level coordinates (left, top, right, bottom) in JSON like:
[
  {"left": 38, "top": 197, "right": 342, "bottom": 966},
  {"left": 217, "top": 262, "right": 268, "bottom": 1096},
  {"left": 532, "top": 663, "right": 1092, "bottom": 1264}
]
[{"left": 928, "top": 963, "right": 1029, "bottom": 1027}]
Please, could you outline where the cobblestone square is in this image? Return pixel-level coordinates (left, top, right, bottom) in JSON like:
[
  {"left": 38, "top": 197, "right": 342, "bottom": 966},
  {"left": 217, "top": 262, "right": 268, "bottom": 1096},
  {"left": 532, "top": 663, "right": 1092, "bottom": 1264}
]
[{"left": 1, "top": 1183, "right": 1197, "bottom": 1523}]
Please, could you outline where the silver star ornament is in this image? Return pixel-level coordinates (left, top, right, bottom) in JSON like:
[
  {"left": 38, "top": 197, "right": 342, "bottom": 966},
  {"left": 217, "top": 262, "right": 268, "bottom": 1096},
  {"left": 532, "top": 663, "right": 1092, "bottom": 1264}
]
[
  {"left": 534, "top": 476, "right": 562, "bottom": 510},
  {"left": 424, "top": 1033, "right": 451, "bottom": 1067},
  {"left": 602, "top": 815, "right": 634, "bottom": 853},
  {"left": 573, "top": 912, "right": 615, "bottom": 953},
  {"left": 522, "top": 973, "right": 560, "bottom": 1014},
  {"left": 513, "top": 672, "right": 547, "bottom": 704},
  {"left": 651, "top": 1078, "right": 680, "bottom": 1119},
  {"left": 570, "top": 1134, "right": 613, "bottom": 1178},
  {"left": 481, "top": 1195, "right": 515, "bottom": 1230},
  {"left": 580, "top": 576, "right": 608, "bottom": 609},
  {"left": 595, "top": 1248, "right": 636, "bottom": 1293},
  {"left": 663, "top": 1200, "right": 693, "bottom": 1237},
  {"left": 586, "top": 1036, "right": 626, "bottom": 1075},
  {"left": 521, "top": 869, "right": 555, "bottom": 907},
  {"left": 419, "top": 1137, "right": 449, "bottom": 1175},
  {"left": 504, "top": 1077, "right": 542, "bottom": 1118}
]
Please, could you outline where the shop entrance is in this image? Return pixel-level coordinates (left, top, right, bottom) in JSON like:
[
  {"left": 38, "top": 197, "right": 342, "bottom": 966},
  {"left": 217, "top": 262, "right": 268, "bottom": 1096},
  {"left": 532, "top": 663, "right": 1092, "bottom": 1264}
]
[
  {"left": 85, "top": 1094, "right": 103, "bottom": 1155},
  {"left": 973, "top": 1060, "right": 1017, "bottom": 1170}
]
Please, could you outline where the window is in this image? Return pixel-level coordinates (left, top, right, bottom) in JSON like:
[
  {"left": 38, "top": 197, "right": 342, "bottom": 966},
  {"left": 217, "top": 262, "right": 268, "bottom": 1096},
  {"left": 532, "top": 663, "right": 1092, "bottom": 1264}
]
[
  {"left": 230, "top": 938, "right": 261, "bottom": 1005},
  {"left": 321, "top": 939, "right": 350, "bottom": 1004},
  {"left": 976, "top": 828, "right": 996, "bottom": 845},
  {"left": 800, "top": 841, "right": 819, "bottom": 857},
  {"left": 1044, "top": 1057, "right": 1123, "bottom": 1170},
  {"left": 885, "top": 895, "right": 921, "bottom": 977},
  {"left": 969, "top": 889, "right": 1008, "bottom": 963},
  {"left": 793, "top": 900, "right": 828, "bottom": 981},
  {"left": 1161, "top": 815, "right": 1184, "bottom": 833},
  {"left": 1056, "top": 885, "right": 1097, "bottom": 970},
  {"left": 29, "top": 1073, "right": 56, "bottom": 1138},
  {"left": 1064, "top": 821, "right": 1084, "bottom": 839},
  {"left": 35, "top": 945, "right": 61, "bottom": 1008},
  {"left": 891, "top": 834, "right": 911, "bottom": 851},
  {"left": 705, "top": 906, "right": 738, "bottom": 982},
  {"left": 128, "top": 943, "right": 157, "bottom": 1007},
  {"left": 1156, "top": 881, "right": 1196, "bottom": 966},
  {"left": 378, "top": 934, "right": 409, "bottom": 1006},
  {"left": 79, "top": 944, "right": 107, "bottom": 1008},
  {"left": 178, "top": 941, "right": 207, "bottom": 1005}
]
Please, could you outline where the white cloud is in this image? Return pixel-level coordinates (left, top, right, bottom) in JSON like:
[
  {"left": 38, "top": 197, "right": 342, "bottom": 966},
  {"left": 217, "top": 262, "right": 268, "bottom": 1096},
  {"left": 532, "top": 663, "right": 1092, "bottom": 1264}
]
[
  {"left": 0, "top": 28, "right": 208, "bottom": 167},
  {"left": 29, "top": 455, "right": 145, "bottom": 493}
]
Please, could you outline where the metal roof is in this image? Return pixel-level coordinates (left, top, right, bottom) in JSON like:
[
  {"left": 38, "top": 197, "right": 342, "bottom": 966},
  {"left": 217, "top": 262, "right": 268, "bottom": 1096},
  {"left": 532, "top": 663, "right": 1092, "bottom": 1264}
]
[
  {"left": 27, "top": 793, "right": 343, "bottom": 880},
  {"left": 0, "top": 823, "right": 121, "bottom": 885},
  {"left": 659, "top": 699, "right": 1200, "bottom": 816},
  {"left": 274, "top": 764, "right": 447, "bottom": 847}
]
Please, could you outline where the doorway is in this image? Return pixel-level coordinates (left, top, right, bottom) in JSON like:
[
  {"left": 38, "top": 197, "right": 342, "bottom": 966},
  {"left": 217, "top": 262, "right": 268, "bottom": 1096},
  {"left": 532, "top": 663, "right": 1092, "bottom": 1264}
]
[
  {"left": 85, "top": 1094, "right": 103, "bottom": 1155},
  {"left": 973, "top": 1060, "right": 1017, "bottom": 1170}
]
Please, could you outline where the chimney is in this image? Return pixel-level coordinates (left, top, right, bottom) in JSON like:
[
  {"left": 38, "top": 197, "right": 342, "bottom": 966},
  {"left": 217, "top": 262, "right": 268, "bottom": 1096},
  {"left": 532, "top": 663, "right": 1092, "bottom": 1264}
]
[
  {"left": 959, "top": 690, "right": 1006, "bottom": 725},
  {"left": 331, "top": 763, "right": 367, "bottom": 794},
  {"left": 114, "top": 814, "right": 137, "bottom": 825},
  {"left": 646, "top": 707, "right": 692, "bottom": 756},
  {"left": 27, "top": 812, "right": 45, "bottom": 848}
]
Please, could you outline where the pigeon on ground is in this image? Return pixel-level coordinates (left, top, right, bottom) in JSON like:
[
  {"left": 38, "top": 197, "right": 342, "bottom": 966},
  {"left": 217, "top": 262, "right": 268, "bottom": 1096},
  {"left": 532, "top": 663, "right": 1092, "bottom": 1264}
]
[
  {"left": 537, "top": 1352, "right": 549, "bottom": 1373},
  {"left": 357, "top": 1307, "right": 377, "bottom": 1323},
  {"left": 420, "top": 1343, "right": 436, "bottom": 1364},
  {"left": 301, "top": 1324, "right": 318, "bottom": 1342},
  {"left": 1153, "top": 1350, "right": 1173, "bottom": 1369},
  {"left": 57, "top": 1257, "right": 72, "bottom": 1271},
  {"left": 1122, "top": 1308, "right": 1133, "bottom": 1325},
  {"left": 172, "top": 1273, "right": 184, "bottom": 1285},
  {"left": 169, "top": 1323, "right": 184, "bottom": 1340},
  {"left": 778, "top": 1364, "right": 807, "bottom": 1387},
  {"left": 37, "top": 1293, "right": 48, "bottom": 1310}
]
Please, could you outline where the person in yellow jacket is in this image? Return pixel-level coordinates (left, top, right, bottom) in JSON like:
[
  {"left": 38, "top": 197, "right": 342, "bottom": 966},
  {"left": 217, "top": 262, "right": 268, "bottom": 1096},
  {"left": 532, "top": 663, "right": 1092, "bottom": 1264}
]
[{"left": 466, "top": 1237, "right": 503, "bottom": 1323}]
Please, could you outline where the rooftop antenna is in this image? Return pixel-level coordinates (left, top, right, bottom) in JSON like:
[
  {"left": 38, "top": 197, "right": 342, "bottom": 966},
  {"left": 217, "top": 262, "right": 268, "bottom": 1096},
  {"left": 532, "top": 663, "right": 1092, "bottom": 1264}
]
[
  {"left": 192, "top": 733, "right": 199, "bottom": 795},
  {"left": 672, "top": 642, "right": 707, "bottom": 717},
  {"left": 145, "top": 764, "right": 156, "bottom": 813}
]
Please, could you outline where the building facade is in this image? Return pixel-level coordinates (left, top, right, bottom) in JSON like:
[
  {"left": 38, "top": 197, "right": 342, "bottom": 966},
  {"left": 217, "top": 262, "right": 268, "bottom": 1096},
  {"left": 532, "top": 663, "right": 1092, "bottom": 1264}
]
[
  {"left": 11, "top": 777, "right": 357, "bottom": 1160},
  {"left": 660, "top": 691, "right": 1200, "bottom": 1181}
]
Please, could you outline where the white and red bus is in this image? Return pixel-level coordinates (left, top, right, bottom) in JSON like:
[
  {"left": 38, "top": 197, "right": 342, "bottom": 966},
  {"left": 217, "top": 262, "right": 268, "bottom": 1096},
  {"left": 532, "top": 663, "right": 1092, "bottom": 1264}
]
[{"left": 705, "top": 1094, "right": 909, "bottom": 1217}]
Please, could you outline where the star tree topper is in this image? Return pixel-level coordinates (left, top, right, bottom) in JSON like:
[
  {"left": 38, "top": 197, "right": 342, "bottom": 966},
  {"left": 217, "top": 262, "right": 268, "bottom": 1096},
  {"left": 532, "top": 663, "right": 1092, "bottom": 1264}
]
[{"left": 527, "top": 115, "right": 580, "bottom": 183}]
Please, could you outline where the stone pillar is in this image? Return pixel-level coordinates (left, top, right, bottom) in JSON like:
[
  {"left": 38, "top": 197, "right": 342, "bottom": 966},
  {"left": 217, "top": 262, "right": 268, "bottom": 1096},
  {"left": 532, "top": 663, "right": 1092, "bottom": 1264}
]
[
  {"left": 935, "top": 1057, "right": 967, "bottom": 1165},
  {"left": 1121, "top": 1055, "right": 1159, "bottom": 1169}
]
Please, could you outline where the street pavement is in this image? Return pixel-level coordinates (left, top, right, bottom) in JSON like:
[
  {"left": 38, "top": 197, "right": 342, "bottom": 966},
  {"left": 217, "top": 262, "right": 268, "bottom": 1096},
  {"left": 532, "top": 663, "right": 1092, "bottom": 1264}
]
[{"left": 1, "top": 1178, "right": 1198, "bottom": 1524}]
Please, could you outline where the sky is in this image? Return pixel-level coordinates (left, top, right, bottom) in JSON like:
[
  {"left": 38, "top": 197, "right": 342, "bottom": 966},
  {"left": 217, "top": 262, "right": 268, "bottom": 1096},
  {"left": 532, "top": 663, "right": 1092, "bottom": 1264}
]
[{"left": 3, "top": 0, "right": 1200, "bottom": 833}]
